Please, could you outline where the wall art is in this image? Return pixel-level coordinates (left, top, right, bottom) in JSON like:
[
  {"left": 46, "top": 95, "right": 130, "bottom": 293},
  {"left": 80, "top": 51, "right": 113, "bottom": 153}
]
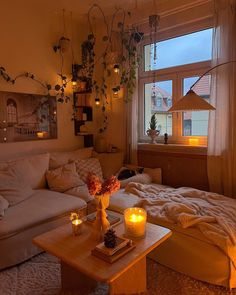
[{"left": 0, "top": 91, "right": 57, "bottom": 143}]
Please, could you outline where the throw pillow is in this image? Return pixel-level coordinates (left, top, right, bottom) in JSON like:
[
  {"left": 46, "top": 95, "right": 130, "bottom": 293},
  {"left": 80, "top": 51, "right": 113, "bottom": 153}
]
[
  {"left": 120, "top": 173, "right": 152, "bottom": 188},
  {"left": 0, "top": 153, "right": 50, "bottom": 189},
  {"left": 73, "top": 158, "right": 103, "bottom": 182},
  {"left": 46, "top": 162, "right": 84, "bottom": 192},
  {"left": 49, "top": 147, "right": 93, "bottom": 170},
  {"left": 0, "top": 168, "right": 34, "bottom": 206},
  {"left": 65, "top": 185, "right": 93, "bottom": 202},
  {"left": 0, "top": 195, "right": 9, "bottom": 218},
  {"left": 143, "top": 167, "right": 162, "bottom": 184}
]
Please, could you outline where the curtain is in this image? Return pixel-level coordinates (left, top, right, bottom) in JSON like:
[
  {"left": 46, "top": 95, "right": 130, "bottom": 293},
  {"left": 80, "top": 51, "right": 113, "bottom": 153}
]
[
  {"left": 207, "top": 0, "right": 236, "bottom": 197},
  {"left": 125, "top": 81, "right": 138, "bottom": 165}
]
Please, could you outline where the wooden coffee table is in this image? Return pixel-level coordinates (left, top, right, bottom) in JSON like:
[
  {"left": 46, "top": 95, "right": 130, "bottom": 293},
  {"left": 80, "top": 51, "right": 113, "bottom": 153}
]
[{"left": 33, "top": 212, "right": 171, "bottom": 295}]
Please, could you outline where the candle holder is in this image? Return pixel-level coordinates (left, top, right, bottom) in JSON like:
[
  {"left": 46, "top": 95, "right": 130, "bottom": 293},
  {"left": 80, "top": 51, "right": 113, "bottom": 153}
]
[
  {"left": 70, "top": 212, "right": 83, "bottom": 236},
  {"left": 124, "top": 207, "right": 147, "bottom": 239}
]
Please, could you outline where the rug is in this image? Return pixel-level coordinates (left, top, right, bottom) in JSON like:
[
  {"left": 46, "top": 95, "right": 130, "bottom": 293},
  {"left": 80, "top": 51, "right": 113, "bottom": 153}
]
[{"left": 0, "top": 253, "right": 234, "bottom": 295}]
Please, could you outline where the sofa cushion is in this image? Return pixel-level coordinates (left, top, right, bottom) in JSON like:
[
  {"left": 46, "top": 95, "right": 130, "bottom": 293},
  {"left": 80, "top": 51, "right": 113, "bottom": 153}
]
[
  {"left": 74, "top": 158, "right": 103, "bottom": 182},
  {"left": 0, "top": 153, "right": 50, "bottom": 189},
  {"left": 46, "top": 163, "right": 84, "bottom": 192},
  {"left": 0, "top": 189, "right": 87, "bottom": 239},
  {"left": 65, "top": 185, "right": 93, "bottom": 202},
  {"left": 49, "top": 147, "right": 93, "bottom": 170},
  {"left": 0, "top": 168, "right": 34, "bottom": 206},
  {"left": 108, "top": 189, "right": 142, "bottom": 213},
  {"left": 0, "top": 195, "right": 9, "bottom": 218}
]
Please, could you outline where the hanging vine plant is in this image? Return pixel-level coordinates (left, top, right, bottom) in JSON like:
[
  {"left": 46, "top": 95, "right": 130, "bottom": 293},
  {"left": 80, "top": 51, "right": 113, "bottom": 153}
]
[
  {"left": 0, "top": 66, "right": 70, "bottom": 103},
  {"left": 79, "top": 4, "right": 144, "bottom": 133}
]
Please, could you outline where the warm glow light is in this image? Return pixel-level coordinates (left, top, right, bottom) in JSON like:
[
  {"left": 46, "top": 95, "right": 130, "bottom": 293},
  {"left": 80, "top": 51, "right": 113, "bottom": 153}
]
[
  {"left": 189, "top": 138, "right": 199, "bottom": 146},
  {"left": 72, "top": 81, "right": 77, "bottom": 86},
  {"left": 124, "top": 207, "right": 147, "bottom": 239},
  {"left": 95, "top": 98, "right": 100, "bottom": 105},
  {"left": 113, "top": 64, "right": 120, "bottom": 74},
  {"left": 129, "top": 214, "right": 145, "bottom": 223},
  {"left": 72, "top": 219, "right": 82, "bottom": 226},
  {"left": 37, "top": 131, "right": 48, "bottom": 138}
]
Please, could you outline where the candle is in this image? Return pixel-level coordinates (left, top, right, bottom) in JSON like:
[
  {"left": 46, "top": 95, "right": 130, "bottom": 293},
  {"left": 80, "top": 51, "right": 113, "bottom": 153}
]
[
  {"left": 189, "top": 138, "right": 199, "bottom": 146},
  {"left": 70, "top": 212, "right": 83, "bottom": 236},
  {"left": 124, "top": 208, "right": 147, "bottom": 239},
  {"left": 71, "top": 219, "right": 82, "bottom": 236}
]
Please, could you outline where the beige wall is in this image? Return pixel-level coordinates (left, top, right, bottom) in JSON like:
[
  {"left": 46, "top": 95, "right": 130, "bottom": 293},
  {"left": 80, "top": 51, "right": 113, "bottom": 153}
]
[{"left": 0, "top": 2, "right": 87, "bottom": 160}]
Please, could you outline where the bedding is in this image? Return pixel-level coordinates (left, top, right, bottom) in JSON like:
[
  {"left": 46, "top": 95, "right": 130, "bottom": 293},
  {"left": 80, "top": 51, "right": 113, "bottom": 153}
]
[{"left": 125, "top": 182, "right": 236, "bottom": 288}]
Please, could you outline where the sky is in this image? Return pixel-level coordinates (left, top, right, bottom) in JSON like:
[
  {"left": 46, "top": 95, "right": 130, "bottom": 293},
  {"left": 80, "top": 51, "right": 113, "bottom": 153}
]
[{"left": 145, "top": 28, "right": 213, "bottom": 94}]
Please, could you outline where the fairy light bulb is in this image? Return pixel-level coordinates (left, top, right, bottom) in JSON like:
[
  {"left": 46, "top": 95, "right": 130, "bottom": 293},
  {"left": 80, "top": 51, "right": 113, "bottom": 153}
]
[
  {"left": 113, "top": 64, "right": 120, "bottom": 74},
  {"left": 95, "top": 97, "right": 100, "bottom": 105}
]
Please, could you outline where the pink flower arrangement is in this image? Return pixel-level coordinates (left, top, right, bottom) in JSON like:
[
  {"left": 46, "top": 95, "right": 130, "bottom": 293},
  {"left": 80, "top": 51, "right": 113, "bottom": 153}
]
[{"left": 87, "top": 173, "right": 120, "bottom": 197}]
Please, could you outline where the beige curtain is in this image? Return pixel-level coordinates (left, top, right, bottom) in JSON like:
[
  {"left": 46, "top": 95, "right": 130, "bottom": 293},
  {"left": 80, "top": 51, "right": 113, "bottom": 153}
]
[
  {"left": 125, "top": 81, "right": 138, "bottom": 165},
  {"left": 207, "top": 0, "right": 236, "bottom": 197}
]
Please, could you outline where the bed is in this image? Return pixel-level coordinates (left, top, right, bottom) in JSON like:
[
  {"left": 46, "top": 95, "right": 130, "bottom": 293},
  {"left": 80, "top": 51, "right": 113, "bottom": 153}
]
[{"left": 108, "top": 181, "right": 236, "bottom": 289}]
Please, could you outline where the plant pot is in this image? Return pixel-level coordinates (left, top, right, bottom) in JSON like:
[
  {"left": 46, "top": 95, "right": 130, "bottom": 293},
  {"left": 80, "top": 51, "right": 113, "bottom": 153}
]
[{"left": 147, "top": 129, "right": 160, "bottom": 144}]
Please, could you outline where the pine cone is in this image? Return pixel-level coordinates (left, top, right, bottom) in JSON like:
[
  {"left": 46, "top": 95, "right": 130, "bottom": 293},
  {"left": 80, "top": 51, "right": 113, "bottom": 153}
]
[{"left": 104, "top": 228, "right": 117, "bottom": 248}]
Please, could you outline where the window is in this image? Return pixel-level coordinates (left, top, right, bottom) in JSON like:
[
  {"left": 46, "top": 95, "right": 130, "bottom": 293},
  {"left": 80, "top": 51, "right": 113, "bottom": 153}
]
[
  {"left": 139, "top": 28, "right": 213, "bottom": 145},
  {"left": 7, "top": 99, "right": 18, "bottom": 125}
]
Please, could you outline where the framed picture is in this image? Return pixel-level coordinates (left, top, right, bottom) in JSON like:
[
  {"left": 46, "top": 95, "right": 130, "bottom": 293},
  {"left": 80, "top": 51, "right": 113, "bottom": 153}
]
[{"left": 0, "top": 91, "right": 57, "bottom": 143}]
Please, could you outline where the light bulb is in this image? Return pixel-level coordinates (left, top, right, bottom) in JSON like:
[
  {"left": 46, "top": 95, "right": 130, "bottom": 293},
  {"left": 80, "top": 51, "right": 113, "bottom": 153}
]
[
  {"left": 113, "top": 64, "right": 120, "bottom": 74},
  {"left": 95, "top": 98, "right": 100, "bottom": 105}
]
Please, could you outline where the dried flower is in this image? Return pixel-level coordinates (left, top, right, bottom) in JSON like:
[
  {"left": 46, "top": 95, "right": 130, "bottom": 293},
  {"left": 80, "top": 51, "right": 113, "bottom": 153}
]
[
  {"left": 87, "top": 173, "right": 120, "bottom": 197},
  {"left": 87, "top": 172, "right": 102, "bottom": 196}
]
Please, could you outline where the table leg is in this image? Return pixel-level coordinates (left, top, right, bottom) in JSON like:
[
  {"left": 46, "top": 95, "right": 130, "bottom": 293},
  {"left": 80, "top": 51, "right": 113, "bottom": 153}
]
[
  {"left": 61, "top": 261, "right": 97, "bottom": 293},
  {"left": 109, "top": 257, "right": 147, "bottom": 295}
]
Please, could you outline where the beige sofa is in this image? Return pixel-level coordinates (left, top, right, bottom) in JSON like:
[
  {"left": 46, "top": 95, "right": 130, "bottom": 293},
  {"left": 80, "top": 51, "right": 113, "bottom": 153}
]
[{"left": 0, "top": 151, "right": 88, "bottom": 270}]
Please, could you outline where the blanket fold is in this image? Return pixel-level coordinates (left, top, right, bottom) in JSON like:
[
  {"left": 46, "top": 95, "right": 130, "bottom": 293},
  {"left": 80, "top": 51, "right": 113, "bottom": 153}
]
[{"left": 125, "top": 182, "right": 236, "bottom": 270}]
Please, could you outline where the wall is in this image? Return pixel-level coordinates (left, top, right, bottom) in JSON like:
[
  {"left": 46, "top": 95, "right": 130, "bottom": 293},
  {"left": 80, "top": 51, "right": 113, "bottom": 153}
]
[{"left": 0, "top": 2, "right": 87, "bottom": 160}]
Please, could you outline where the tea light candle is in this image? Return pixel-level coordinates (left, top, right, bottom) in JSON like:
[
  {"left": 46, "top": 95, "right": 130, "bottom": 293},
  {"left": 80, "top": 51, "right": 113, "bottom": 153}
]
[
  {"left": 70, "top": 212, "right": 83, "bottom": 236},
  {"left": 189, "top": 138, "right": 199, "bottom": 146},
  {"left": 124, "top": 208, "right": 147, "bottom": 239},
  {"left": 71, "top": 219, "right": 82, "bottom": 236}
]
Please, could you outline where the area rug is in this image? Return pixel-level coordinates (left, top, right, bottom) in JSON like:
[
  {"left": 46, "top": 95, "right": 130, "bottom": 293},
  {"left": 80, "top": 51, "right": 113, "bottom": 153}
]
[{"left": 0, "top": 253, "right": 234, "bottom": 295}]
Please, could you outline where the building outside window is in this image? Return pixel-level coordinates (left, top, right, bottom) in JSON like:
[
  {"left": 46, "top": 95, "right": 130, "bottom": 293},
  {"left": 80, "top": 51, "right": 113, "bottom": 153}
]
[{"left": 139, "top": 28, "right": 213, "bottom": 145}]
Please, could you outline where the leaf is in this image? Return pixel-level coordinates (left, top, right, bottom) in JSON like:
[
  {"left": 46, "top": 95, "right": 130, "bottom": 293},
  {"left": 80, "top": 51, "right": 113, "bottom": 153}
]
[{"left": 55, "top": 84, "right": 61, "bottom": 91}]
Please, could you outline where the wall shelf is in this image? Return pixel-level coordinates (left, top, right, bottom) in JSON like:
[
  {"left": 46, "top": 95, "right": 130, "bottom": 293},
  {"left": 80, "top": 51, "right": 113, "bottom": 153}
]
[{"left": 73, "top": 91, "right": 93, "bottom": 147}]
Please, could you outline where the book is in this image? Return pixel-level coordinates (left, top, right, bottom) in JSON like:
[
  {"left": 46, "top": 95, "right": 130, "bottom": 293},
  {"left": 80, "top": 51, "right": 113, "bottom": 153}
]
[
  {"left": 95, "top": 236, "right": 130, "bottom": 256},
  {"left": 86, "top": 212, "right": 121, "bottom": 226}
]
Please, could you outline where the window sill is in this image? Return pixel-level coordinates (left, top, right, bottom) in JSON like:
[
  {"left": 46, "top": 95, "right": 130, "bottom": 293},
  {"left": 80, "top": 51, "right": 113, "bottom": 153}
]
[{"left": 138, "top": 143, "right": 207, "bottom": 155}]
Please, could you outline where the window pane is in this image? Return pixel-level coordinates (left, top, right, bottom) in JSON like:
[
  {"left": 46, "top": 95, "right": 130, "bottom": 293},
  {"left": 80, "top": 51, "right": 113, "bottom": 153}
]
[
  {"left": 145, "top": 29, "right": 213, "bottom": 71},
  {"left": 182, "top": 75, "right": 211, "bottom": 136},
  {"left": 144, "top": 80, "right": 172, "bottom": 136}
]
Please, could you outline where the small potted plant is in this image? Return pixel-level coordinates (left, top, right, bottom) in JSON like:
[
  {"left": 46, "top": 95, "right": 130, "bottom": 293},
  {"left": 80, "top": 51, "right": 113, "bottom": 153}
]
[{"left": 146, "top": 113, "right": 160, "bottom": 144}]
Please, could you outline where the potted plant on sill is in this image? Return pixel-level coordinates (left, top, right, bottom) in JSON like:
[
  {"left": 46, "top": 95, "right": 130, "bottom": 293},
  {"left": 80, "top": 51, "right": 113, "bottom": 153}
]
[{"left": 147, "top": 113, "right": 160, "bottom": 144}]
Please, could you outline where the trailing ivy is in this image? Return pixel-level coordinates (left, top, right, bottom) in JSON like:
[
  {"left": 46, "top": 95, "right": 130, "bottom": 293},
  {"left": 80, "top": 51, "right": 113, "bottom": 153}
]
[{"left": 0, "top": 67, "right": 70, "bottom": 103}]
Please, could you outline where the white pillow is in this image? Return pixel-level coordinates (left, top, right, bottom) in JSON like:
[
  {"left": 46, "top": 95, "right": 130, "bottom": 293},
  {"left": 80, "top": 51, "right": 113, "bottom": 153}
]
[
  {"left": 0, "top": 153, "right": 50, "bottom": 189},
  {"left": 65, "top": 185, "right": 93, "bottom": 202},
  {"left": 73, "top": 158, "right": 103, "bottom": 182},
  {"left": 143, "top": 168, "right": 162, "bottom": 184},
  {"left": 0, "top": 168, "right": 34, "bottom": 206},
  {"left": 49, "top": 147, "right": 93, "bottom": 170},
  {"left": 120, "top": 173, "right": 152, "bottom": 188},
  {"left": 0, "top": 195, "right": 9, "bottom": 218},
  {"left": 46, "top": 162, "right": 84, "bottom": 192}
]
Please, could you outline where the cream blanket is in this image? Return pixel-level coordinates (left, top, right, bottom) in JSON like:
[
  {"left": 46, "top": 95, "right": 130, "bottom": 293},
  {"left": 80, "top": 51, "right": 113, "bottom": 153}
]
[{"left": 125, "top": 183, "right": 236, "bottom": 269}]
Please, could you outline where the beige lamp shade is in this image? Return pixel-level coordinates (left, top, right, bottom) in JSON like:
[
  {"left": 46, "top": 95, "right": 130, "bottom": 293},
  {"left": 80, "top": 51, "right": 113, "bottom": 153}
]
[{"left": 168, "top": 90, "right": 216, "bottom": 112}]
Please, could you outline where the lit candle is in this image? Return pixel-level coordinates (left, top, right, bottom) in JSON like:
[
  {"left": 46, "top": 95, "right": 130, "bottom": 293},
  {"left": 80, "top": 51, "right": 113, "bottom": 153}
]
[
  {"left": 124, "top": 208, "right": 147, "bottom": 239},
  {"left": 189, "top": 138, "right": 199, "bottom": 146},
  {"left": 70, "top": 212, "right": 83, "bottom": 236}
]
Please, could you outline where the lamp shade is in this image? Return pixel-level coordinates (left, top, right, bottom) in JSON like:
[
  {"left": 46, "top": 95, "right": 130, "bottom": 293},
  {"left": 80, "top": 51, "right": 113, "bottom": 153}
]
[{"left": 168, "top": 90, "right": 215, "bottom": 112}]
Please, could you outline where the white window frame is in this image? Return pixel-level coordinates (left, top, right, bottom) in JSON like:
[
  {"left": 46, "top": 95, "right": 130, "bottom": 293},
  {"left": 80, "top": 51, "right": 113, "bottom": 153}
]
[{"left": 138, "top": 27, "right": 213, "bottom": 146}]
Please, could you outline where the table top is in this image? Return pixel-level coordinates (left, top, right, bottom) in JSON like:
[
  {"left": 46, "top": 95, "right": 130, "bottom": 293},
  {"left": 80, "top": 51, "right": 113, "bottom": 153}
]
[{"left": 33, "top": 212, "right": 171, "bottom": 283}]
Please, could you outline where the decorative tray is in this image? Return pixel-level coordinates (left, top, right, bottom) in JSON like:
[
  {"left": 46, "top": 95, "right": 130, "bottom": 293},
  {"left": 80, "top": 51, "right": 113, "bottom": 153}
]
[{"left": 86, "top": 212, "right": 121, "bottom": 226}]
